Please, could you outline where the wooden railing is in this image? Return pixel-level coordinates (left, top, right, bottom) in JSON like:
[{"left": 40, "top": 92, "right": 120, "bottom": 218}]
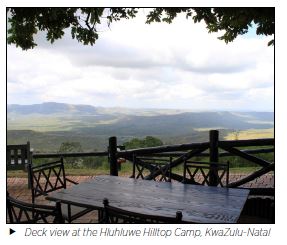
[
  {"left": 33, "top": 151, "right": 108, "bottom": 159},
  {"left": 31, "top": 130, "right": 274, "bottom": 195}
]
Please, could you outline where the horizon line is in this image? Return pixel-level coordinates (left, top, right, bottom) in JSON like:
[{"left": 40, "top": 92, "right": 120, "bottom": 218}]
[{"left": 7, "top": 101, "right": 274, "bottom": 113}]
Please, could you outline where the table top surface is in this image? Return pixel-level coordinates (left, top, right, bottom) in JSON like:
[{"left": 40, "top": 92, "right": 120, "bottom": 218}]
[{"left": 47, "top": 175, "right": 250, "bottom": 223}]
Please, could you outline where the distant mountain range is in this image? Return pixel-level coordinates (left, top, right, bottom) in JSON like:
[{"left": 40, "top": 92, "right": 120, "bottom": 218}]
[
  {"left": 7, "top": 102, "right": 274, "bottom": 151},
  {"left": 7, "top": 102, "right": 274, "bottom": 136},
  {"left": 8, "top": 102, "right": 99, "bottom": 115},
  {"left": 7, "top": 102, "right": 274, "bottom": 117},
  {"left": 7, "top": 102, "right": 274, "bottom": 126}
]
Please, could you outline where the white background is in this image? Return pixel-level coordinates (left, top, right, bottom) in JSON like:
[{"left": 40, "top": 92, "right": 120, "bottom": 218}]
[{"left": 1, "top": 1, "right": 284, "bottom": 245}]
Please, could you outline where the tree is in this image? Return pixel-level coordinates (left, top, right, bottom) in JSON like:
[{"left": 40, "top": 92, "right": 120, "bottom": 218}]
[
  {"left": 58, "top": 141, "right": 83, "bottom": 168},
  {"left": 123, "top": 136, "right": 163, "bottom": 150},
  {"left": 232, "top": 130, "right": 240, "bottom": 140},
  {"left": 7, "top": 7, "right": 274, "bottom": 50}
]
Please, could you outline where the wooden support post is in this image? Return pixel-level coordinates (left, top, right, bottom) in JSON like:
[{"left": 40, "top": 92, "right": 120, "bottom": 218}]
[
  {"left": 109, "top": 136, "right": 118, "bottom": 176},
  {"left": 27, "top": 141, "right": 31, "bottom": 189},
  {"left": 209, "top": 130, "right": 219, "bottom": 186}
]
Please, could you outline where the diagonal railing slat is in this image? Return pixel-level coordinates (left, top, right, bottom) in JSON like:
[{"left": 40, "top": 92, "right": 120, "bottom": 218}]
[
  {"left": 219, "top": 145, "right": 271, "bottom": 168},
  {"left": 227, "top": 163, "right": 274, "bottom": 188},
  {"left": 29, "top": 130, "right": 274, "bottom": 192},
  {"left": 145, "top": 146, "right": 209, "bottom": 181}
]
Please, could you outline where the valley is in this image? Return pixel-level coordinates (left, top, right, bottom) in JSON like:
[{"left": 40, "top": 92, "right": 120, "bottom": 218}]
[{"left": 7, "top": 102, "right": 274, "bottom": 152}]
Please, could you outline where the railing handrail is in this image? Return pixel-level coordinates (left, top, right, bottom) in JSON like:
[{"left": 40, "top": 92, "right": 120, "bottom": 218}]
[
  {"left": 219, "top": 138, "right": 274, "bottom": 147},
  {"left": 33, "top": 151, "right": 108, "bottom": 159},
  {"left": 129, "top": 148, "right": 274, "bottom": 158},
  {"left": 118, "top": 142, "right": 210, "bottom": 157},
  {"left": 18, "top": 131, "right": 274, "bottom": 193},
  {"left": 31, "top": 138, "right": 274, "bottom": 159}
]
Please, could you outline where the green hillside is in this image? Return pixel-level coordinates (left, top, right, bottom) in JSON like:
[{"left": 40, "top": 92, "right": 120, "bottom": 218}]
[{"left": 7, "top": 102, "right": 274, "bottom": 152}]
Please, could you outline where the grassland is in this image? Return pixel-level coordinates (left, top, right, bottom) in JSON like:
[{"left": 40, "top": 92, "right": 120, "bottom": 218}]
[
  {"left": 7, "top": 115, "right": 113, "bottom": 132},
  {"left": 224, "top": 128, "right": 274, "bottom": 140}
]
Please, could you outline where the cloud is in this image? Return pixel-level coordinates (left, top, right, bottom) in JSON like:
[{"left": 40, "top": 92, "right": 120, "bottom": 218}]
[{"left": 7, "top": 11, "right": 274, "bottom": 111}]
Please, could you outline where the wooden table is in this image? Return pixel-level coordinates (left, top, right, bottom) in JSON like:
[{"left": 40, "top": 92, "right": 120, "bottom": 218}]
[{"left": 47, "top": 175, "right": 249, "bottom": 223}]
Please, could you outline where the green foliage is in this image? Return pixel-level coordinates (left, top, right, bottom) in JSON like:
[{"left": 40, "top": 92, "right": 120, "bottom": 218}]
[
  {"left": 81, "top": 156, "right": 107, "bottom": 169},
  {"left": 7, "top": 8, "right": 106, "bottom": 50},
  {"left": 7, "top": 7, "right": 274, "bottom": 50},
  {"left": 123, "top": 136, "right": 163, "bottom": 150},
  {"left": 147, "top": 8, "right": 274, "bottom": 46},
  {"left": 58, "top": 141, "right": 83, "bottom": 168},
  {"left": 58, "top": 141, "right": 83, "bottom": 153},
  {"left": 57, "top": 142, "right": 110, "bottom": 169},
  {"left": 222, "top": 147, "right": 274, "bottom": 168}
]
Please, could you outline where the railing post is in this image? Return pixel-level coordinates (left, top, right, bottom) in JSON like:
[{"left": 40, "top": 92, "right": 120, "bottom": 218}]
[
  {"left": 109, "top": 136, "right": 118, "bottom": 176},
  {"left": 209, "top": 130, "right": 219, "bottom": 186},
  {"left": 27, "top": 145, "right": 32, "bottom": 189}
]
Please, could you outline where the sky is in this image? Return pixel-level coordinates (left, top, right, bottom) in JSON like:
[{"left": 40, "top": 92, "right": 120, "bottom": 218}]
[{"left": 7, "top": 9, "right": 274, "bottom": 111}]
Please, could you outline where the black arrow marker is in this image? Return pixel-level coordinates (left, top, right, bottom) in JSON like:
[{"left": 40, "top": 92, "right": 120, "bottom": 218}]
[{"left": 9, "top": 228, "right": 16, "bottom": 235}]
